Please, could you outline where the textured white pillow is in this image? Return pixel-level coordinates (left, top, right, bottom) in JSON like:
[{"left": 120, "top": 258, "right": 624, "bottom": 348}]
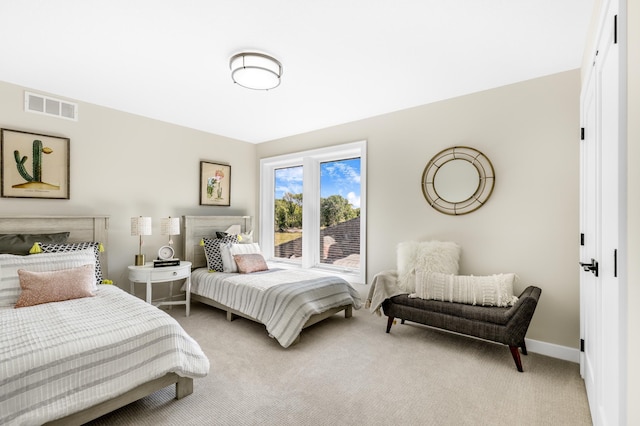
[
  {"left": 220, "top": 243, "right": 261, "bottom": 273},
  {"left": 0, "top": 248, "right": 97, "bottom": 307},
  {"left": 397, "top": 241, "right": 460, "bottom": 292},
  {"left": 414, "top": 270, "right": 518, "bottom": 307}
]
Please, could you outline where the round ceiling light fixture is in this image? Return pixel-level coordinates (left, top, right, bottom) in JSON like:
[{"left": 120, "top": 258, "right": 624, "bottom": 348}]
[{"left": 229, "top": 52, "right": 282, "bottom": 90}]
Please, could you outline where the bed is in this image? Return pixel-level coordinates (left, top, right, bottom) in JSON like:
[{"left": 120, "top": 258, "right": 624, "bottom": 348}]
[
  {"left": 182, "top": 215, "right": 362, "bottom": 347},
  {"left": 0, "top": 216, "right": 210, "bottom": 426}
]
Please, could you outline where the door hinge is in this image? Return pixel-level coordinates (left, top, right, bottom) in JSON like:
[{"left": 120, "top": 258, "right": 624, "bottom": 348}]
[
  {"left": 614, "top": 249, "right": 617, "bottom": 277},
  {"left": 614, "top": 15, "right": 618, "bottom": 44},
  {"left": 580, "top": 339, "right": 585, "bottom": 352},
  {"left": 580, "top": 233, "right": 585, "bottom": 246},
  {"left": 581, "top": 127, "right": 585, "bottom": 140}
]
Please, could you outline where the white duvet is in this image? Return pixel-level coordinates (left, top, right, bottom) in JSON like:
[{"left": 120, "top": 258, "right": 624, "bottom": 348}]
[{"left": 0, "top": 285, "right": 209, "bottom": 425}]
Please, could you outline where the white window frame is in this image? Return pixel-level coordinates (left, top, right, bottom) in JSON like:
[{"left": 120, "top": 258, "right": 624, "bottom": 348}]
[{"left": 260, "top": 140, "right": 366, "bottom": 284}]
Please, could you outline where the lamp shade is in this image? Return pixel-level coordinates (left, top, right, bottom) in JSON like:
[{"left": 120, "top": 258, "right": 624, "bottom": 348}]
[
  {"left": 131, "top": 216, "right": 152, "bottom": 236},
  {"left": 160, "top": 217, "right": 180, "bottom": 236},
  {"left": 230, "top": 52, "right": 282, "bottom": 90}
]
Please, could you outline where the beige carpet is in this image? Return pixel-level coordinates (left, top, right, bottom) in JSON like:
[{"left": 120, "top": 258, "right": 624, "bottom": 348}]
[{"left": 87, "top": 284, "right": 592, "bottom": 426}]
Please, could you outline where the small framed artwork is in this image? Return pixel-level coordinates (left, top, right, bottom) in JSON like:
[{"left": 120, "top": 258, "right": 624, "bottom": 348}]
[
  {"left": 200, "top": 161, "right": 231, "bottom": 206},
  {"left": 1, "top": 129, "right": 70, "bottom": 199}
]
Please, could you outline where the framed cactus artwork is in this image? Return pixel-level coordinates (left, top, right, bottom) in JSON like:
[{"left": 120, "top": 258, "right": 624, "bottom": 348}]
[
  {"left": 200, "top": 161, "right": 231, "bottom": 206},
  {"left": 1, "top": 129, "right": 70, "bottom": 199}
]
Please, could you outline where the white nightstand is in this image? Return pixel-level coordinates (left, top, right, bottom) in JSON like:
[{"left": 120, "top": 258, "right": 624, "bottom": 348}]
[{"left": 128, "top": 261, "right": 192, "bottom": 316}]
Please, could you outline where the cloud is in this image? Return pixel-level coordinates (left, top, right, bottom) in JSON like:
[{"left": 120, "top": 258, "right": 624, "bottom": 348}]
[{"left": 347, "top": 191, "right": 360, "bottom": 208}]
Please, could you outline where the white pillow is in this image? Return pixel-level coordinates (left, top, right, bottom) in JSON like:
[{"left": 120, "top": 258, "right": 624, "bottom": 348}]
[
  {"left": 0, "top": 248, "right": 97, "bottom": 307},
  {"left": 220, "top": 243, "right": 261, "bottom": 273},
  {"left": 397, "top": 241, "right": 460, "bottom": 293},
  {"left": 414, "top": 270, "right": 518, "bottom": 307}
]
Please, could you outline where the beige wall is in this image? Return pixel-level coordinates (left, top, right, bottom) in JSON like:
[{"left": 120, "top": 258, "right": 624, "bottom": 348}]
[
  {"left": 257, "top": 70, "right": 581, "bottom": 349},
  {"left": 0, "top": 80, "right": 257, "bottom": 289}
]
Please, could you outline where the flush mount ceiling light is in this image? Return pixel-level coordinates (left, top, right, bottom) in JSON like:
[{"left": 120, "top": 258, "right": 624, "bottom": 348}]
[{"left": 229, "top": 52, "right": 282, "bottom": 90}]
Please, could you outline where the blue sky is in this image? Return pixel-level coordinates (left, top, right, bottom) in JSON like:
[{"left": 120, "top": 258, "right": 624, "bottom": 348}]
[{"left": 274, "top": 158, "right": 361, "bottom": 208}]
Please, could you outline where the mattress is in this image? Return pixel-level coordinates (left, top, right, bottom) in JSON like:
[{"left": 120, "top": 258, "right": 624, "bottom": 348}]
[
  {"left": 0, "top": 285, "right": 209, "bottom": 425},
  {"left": 190, "top": 268, "right": 362, "bottom": 347}
]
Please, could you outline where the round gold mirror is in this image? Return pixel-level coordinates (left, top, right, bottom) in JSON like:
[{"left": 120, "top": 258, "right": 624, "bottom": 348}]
[{"left": 421, "top": 146, "right": 495, "bottom": 215}]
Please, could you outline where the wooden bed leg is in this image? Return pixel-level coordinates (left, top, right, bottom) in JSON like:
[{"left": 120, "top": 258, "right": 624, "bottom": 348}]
[
  {"left": 344, "top": 305, "right": 353, "bottom": 318},
  {"left": 176, "top": 377, "right": 193, "bottom": 399},
  {"left": 509, "top": 345, "right": 524, "bottom": 372},
  {"left": 226, "top": 311, "right": 235, "bottom": 322},
  {"left": 386, "top": 316, "right": 394, "bottom": 333}
]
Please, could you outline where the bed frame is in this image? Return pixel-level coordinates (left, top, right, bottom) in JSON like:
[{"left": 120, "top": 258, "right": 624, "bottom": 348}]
[
  {"left": 0, "top": 216, "right": 194, "bottom": 426},
  {"left": 182, "top": 215, "right": 353, "bottom": 342}
]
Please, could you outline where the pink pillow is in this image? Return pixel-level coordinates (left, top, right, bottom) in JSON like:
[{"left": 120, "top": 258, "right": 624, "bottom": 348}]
[
  {"left": 15, "top": 264, "right": 96, "bottom": 308},
  {"left": 233, "top": 253, "right": 268, "bottom": 274}
]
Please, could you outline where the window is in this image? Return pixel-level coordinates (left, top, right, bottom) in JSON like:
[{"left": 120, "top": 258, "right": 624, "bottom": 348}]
[{"left": 260, "top": 141, "right": 366, "bottom": 283}]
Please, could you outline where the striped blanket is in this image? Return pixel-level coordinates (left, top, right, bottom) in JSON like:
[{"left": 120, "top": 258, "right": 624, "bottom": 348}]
[
  {"left": 0, "top": 285, "right": 210, "bottom": 426},
  {"left": 190, "top": 268, "right": 362, "bottom": 347}
]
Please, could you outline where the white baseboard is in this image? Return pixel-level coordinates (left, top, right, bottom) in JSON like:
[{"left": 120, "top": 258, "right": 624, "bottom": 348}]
[{"left": 525, "top": 338, "right": 580, "bottom": 363}]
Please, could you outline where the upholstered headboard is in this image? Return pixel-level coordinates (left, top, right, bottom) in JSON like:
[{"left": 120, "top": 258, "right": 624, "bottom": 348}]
[
  {"left": 182, "top": 215, "right": 252, "bottom": 269},
  {"left": 0, "top": 216, "right": 110, "bottom": 275}
]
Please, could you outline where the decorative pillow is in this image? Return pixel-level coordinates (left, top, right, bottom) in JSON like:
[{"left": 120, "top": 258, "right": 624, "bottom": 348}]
[
  {"left": 15, "top": 264, "right": 95, "bottom": 308},
  {"left": 39, "top": 242, "right": 104, "bottom": 284},
  {"left": 233, "top": 253, "right": 268, "bottom": 274},
  {"left": 0, "top": 249, "right": 96, "bottom": 307},
  {"left": 0, "top": 232, "right": 70, "bottom": 255},
  {"left": 216, "top": 230, "right": 254, "bottom": 244},
  {"left": 203, "top": 235, "right": 239, "bottom": 272},
  {"left": 220, "top": 243, "right": 261, "bottom": 273},
  {"left": 397, "top": 241, "right": 461, "bottom": 293},
  {"left": 414, "top": 270, "right": 518, "bottom": 307}
]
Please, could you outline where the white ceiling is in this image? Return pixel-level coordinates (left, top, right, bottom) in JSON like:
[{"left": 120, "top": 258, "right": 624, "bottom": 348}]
[{"left": 0, "top": 1, "right": 594, "bottom": 144}]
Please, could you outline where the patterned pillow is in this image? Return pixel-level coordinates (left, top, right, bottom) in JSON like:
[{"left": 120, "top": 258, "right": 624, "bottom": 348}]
[
  {"left": 233, "top": 253, "right": 268, "bottom": 274},
  {"left": 216, "top": 230, "right": 254, "bottom": 244},
  {"left": 203, "top": 235, "right": 238, "bottom": 272},
  {"left": 15, "top": 264, "right": 96, "bottom": 308},
  {"left": 39, "top": 242, "right": 104, "bottom": 283},
  {"left": 0, "top": 249, "right": 96, "bottom": 307}
]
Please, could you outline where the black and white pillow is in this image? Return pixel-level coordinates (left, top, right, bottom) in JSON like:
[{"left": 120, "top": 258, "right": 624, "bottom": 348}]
[
  {"left": 40, "top": 242, "right": 104, "bottom": 283},
  {"left": 203, "top": 235, "right": 238, "bottom": 272}
]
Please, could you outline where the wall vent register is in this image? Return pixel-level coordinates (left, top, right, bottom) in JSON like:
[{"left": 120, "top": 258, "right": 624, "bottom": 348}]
[{"left": 24, "top": 91, "right": 78, "bottom": 121}]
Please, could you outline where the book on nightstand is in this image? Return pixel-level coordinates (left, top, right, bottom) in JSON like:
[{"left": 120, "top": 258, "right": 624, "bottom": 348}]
[{"left": 153, "top": 259, "right": 180, "bottom": 268}]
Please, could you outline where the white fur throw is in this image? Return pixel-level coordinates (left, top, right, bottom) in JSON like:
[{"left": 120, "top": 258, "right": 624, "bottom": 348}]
[
  {"left": 414, "top": 270, "right": 519, "bottom": 307},
  {"left": 396, "top": 241, "right": 461, "bottom": 293}
]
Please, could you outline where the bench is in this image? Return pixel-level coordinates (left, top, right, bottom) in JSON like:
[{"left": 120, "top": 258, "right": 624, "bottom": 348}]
[{"left": 382, "top": 286, "right": 542, "bottom": 372}]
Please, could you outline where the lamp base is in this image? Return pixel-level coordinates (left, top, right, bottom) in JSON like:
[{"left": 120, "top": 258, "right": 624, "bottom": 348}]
[{"left": 134, "top": 254, "right": 145, "bottom": 266}]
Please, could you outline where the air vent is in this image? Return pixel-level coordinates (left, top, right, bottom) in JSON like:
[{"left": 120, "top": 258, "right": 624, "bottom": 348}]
[{"left": 24, "top": 91, "right": 78, "bottom": 121}]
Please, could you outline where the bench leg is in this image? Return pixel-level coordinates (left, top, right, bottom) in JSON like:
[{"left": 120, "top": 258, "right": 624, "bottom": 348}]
[
  {"left": 509, "top": 345, "right": 524, "bottom": 372},
  {"left": 386, "top": 316, "right": 394, "bottom": 333},
  {"left": 520, "top": 341, "right": 528, "bottom": 356}
]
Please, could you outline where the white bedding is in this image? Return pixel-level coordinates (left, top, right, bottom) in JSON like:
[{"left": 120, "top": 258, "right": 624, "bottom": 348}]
[
  {"left": 0, "top": 285, "right": 210, "bottom": 426},
  {"left": 190, "top": 268, "right": 362, "bottom": 348}
]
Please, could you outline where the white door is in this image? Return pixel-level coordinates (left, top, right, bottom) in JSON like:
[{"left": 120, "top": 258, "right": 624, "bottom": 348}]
[
  {"left": 596, "top": 5, "right": 621, "bottom": 423},
  {"left": 579, "top": 1, "right": 622, "bottom": 424},
  {"left": 579, "top": 64, "right": 599, "bottom": 423}
]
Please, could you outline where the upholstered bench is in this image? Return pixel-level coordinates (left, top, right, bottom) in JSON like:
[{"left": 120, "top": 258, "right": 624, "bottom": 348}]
[{"left": 382, "top": 286, "right": 542, "bottom": 372}]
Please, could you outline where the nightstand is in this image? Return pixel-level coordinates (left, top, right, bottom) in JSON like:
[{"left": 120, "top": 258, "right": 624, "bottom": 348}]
[{"left": 128, "top": 261, "right": 192, "bottom": 316}]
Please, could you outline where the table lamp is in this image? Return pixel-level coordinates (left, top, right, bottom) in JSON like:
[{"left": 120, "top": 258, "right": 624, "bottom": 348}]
[
  {"left": 131, "top": 216, "right": 152, "bottom": 265},
  {"left": 160, "top": 216, "right": 180, "bottom": 247}
]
